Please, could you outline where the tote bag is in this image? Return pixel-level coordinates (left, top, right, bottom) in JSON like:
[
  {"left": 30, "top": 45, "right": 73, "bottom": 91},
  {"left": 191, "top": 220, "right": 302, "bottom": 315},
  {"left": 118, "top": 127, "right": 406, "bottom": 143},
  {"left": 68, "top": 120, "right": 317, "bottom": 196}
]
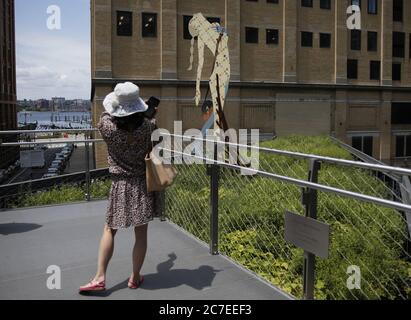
[{"left": 145, "top": 150, "right": 177, "bottom": 192}]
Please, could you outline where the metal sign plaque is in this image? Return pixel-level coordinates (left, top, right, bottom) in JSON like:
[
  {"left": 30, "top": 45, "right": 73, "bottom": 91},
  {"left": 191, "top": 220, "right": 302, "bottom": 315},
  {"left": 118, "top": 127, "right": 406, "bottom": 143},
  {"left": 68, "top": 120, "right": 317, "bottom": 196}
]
[{"left": 284, "top": 211, "right": 330, "bottom": 259}]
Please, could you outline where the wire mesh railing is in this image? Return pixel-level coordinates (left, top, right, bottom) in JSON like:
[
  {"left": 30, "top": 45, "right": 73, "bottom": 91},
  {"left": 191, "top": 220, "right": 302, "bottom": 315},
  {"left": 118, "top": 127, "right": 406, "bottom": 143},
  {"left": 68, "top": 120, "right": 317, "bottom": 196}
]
[
  {"left": 163, "top": 134, "right": 411, "bottom": 300},
  {"left": 0, "top": 129, "right": 109, "bottom": 209},
  {"left": 2, "top": 129, "right": 411, "bottom": 299}
]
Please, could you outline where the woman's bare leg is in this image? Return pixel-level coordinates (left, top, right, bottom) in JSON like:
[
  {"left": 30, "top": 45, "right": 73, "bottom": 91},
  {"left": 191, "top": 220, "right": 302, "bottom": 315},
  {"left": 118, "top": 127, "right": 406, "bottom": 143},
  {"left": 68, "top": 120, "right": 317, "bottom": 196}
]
[
  {"left": 93, "top": 224, "right": 117, "bottom": 282},
  {"left": 130, "top": 223, "right": 148, "bottom": 283}
]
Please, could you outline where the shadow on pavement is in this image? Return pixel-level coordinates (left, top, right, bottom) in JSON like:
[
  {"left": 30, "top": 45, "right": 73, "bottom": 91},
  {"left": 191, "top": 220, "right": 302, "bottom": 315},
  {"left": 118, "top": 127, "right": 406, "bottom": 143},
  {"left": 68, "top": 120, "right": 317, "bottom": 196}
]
[
  {"left": 80, "top": 252, "right": 222, "bottom": 297},
  {"left": 0, "top": 222, "right": 42, "bottom": 235}
]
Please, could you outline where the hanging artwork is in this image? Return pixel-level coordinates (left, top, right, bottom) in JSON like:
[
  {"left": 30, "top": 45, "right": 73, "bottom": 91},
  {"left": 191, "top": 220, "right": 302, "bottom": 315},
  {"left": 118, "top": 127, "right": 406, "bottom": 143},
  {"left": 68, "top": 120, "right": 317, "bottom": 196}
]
[{"left": 187, "top": 13, "right": 231, "bottom": 134}]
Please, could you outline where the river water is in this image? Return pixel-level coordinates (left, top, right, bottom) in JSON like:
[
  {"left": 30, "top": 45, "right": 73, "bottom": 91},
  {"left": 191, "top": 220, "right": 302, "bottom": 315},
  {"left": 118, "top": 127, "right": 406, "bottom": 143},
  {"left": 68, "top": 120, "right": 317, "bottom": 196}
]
[{"left": 18, "top": 111, "right": 92, "bottom": 129}]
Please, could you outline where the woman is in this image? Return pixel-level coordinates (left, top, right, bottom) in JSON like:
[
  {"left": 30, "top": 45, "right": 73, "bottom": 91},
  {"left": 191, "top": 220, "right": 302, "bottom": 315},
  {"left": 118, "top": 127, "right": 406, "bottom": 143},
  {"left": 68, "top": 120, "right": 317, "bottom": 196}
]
[{"left": 79, "top": 82, "right": 158, "bottom": 293}]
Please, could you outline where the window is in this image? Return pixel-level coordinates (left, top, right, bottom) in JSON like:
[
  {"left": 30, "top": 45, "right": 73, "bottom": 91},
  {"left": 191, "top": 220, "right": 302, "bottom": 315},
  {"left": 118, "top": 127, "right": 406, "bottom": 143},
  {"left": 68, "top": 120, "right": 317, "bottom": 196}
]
[
  {"left": 117, "top": 11, "right": 132, "bottom": 36},
  {"left": 393, "top": 0, "right": 403, "bottom": 22},
  {"left": 351, "top": 30, "right": 361, "bottom": 50},
  {"left": 368, "top": 0, "right": 378, "bottom": 14},
  {"left": 206, "top": 17, "right": 221, "bottom": 24},
  {"left": 392, "top": 103, "right": 411, "bottom": 124},
  {"left": 301, "top": 31, "right": 313, "bottom": 47},
  {"left": 245, "top": 27, "right": 259, "bottom": 43},
  {"left": 351, "top": 0, "right": 361, "bottom": 8},
  {"left": 392, "top": 32, "right": 405, "bottom": 58},
  {"left": 183, "top": 16, "right": 193, "bottom": 40},
  {"left": 347, "top": 59, "right": 358, "bottom": 79},
  {"left": 301, "top": 0, "right": 313, "bottom": 7},
  {"left": 320, "top": 0, "right": 331, "bottom": 9},
  {"left": 266, "top": 29, "right": 279, "bottom": 44},
  {"left": 396, "top": 136, "right": 411, "bottom": 158},
  {"left": 352, "top": 136, "right": 373, "bottom": 156},
  {"left": 142, "top": 13, "right": 157, "bottom": 37},
  {"left": 367, "top": 31, "right": 378, "bottom": 51},
  {"left": 392, "top": 63, "right": 401, "bottom": 81},
  {"left": 267, "top": 0, "right": 279, "bottom": 3},
  {"left": 320, "top": 33, "right": 331, "bottom": 48},
  {"left": 370, "top": 60, "right": 380, "bottom": 80}
]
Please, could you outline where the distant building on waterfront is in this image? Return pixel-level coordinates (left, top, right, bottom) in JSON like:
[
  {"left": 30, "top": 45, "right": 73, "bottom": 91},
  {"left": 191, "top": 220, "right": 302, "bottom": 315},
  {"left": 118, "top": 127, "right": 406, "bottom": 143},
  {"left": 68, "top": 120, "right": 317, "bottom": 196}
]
[
  {"left": 36, "top": 99, "right": 51, "bottom": 112},
  {"left": 0, "top": 0, "right": 18, "bottom": 169},
  {"left": 17, "top": 99, "right": 91, "bottom": 113},
  {"left": 51, "top": 97, "right": 66, "bottom": 112}
]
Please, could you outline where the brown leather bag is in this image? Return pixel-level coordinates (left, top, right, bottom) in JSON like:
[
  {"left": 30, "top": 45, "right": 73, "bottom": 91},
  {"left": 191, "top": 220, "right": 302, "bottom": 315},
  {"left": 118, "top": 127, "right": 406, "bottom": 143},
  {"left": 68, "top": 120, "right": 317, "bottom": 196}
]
[{"left": 145, "top": 149, "right": 177, "bottom": 192}]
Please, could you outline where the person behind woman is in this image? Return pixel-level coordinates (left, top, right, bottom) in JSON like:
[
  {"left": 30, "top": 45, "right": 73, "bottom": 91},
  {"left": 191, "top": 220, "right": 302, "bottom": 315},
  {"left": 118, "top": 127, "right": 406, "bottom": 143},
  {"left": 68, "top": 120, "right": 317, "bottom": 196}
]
[{"left": 79, "top": 82, "right": 158, "bottom": 293}]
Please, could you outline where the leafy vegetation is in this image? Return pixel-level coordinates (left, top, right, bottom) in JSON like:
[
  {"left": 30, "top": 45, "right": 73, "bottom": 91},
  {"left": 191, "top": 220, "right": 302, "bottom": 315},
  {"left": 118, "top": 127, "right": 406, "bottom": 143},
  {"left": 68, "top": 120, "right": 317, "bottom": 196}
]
[
  {"left": 166, "top": 135, "right": 411, "bottom": 299},
  {"left": 11, "top": 179, "right": 111, "bottom": 208}
]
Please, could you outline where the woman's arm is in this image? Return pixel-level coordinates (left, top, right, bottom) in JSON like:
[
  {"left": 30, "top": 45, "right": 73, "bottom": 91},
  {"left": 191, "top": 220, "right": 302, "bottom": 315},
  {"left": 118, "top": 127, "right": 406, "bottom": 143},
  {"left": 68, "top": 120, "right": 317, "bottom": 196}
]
[{"left": 97, "top": 112, "right": 115, "bottom": 141}]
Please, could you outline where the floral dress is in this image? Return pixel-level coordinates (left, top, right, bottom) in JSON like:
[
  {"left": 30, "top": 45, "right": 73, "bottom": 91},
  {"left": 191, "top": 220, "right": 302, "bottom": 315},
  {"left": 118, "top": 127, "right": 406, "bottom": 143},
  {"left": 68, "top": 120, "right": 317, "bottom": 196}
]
[{"left": 98, "top": 112, "right": 160, "bottom": 229}]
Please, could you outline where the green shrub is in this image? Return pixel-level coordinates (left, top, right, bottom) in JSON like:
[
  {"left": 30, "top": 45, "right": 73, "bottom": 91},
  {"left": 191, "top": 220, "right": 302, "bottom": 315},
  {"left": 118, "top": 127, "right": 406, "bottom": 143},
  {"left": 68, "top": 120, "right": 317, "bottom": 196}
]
[
  {"left": 167, "top": 135, "right": 411, "bottom": 300},
  {"left": 12, "top": 178, "right": 112, "bottom": 208}
]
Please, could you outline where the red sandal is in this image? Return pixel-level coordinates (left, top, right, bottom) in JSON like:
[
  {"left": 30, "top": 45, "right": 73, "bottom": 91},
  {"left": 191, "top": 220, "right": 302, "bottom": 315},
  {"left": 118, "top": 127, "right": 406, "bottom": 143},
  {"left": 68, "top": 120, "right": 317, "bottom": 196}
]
[
  {"left": 79, "top": 279, "right": 106, "bottom": 293},
  {"left": 128, "top": 275, "right": 144, "bottom": 289}
]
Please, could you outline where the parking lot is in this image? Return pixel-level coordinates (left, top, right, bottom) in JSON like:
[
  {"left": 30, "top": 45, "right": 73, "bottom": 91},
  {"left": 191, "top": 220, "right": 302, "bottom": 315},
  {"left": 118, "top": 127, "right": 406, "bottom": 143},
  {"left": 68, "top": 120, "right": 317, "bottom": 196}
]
[{"left": 1, "top": 135, "right": 95, "bottom": 185}]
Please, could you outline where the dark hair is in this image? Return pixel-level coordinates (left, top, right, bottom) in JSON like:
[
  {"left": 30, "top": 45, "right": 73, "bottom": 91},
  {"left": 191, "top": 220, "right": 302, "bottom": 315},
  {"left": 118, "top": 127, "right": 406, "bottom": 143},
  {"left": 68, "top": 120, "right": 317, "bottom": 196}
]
[{"left": 113, "top": 112, "right": 145, "bottom": 132}]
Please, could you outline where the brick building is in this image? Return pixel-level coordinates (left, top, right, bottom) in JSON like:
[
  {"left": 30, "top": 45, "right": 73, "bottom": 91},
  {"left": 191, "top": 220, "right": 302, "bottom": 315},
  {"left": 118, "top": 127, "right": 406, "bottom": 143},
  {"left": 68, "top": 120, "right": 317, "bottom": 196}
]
[
  {"left": 91, "top": 0, "right": 411, "bottom": 167},
  {"left": 0, "top": 0, "right": 18, "bottom": 169}
]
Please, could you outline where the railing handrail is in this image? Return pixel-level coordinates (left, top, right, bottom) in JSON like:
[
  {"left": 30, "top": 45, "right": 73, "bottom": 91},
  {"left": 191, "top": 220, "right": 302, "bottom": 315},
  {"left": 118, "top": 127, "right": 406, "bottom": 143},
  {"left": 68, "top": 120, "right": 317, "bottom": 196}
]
[
  {"left": 0, "top": 129, "right": 98, "bottom": 134},
  {"left": 0, "top": 139, "right": 104, "bottom": 146},
  {"left": 2, "top": 128, "right": 411, "bottom": 176},
  {"left": 0, "top": 167, "right": 109, "bottom": 190},
  {"left": 163, "top": 148, "right": 411, "bottom": 213},
  {"left": 167, "top": 133, "right": 411, "bottom": 177}
]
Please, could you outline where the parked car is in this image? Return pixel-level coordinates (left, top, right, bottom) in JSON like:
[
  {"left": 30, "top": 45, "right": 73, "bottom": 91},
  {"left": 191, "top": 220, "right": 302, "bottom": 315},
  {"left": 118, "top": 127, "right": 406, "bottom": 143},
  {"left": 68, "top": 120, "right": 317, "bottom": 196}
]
[
  {"left": 42, "top": 173, "right": 58, "bottom": 179},
  {"left": 47, "top": 168, "right": 60, "bottom": 175},
  {"left": 55, "top": 153, "right": 68, "bottom": 162},
  {"left": 64, "top": 143, "right": 74, "bottom": 152},
  {"left": 61, "top": 149, "right": 71, "bottom": 156},
  {"left": 51, "top": 160, "right": 64, "bottom": 168}
]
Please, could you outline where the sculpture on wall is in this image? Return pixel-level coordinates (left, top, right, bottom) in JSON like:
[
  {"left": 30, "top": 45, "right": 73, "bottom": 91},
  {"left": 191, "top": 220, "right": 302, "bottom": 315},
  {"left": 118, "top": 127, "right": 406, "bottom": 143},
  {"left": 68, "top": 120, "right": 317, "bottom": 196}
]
[{"left": 187, "top": 13, "right": 231, "bottom": 134}]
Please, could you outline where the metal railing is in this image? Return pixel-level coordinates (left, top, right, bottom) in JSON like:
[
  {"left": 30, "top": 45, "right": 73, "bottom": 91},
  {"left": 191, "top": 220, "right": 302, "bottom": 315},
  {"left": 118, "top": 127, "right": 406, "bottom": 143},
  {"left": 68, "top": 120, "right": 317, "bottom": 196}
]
[
  {"left": 1, "top": 129, "right": 411, "bottom": 300},
  {"left": 163, "top": 133, "right": 411, "bottom": 300},
  {"left": 0, "top": 129, "right": 107, "bottom": 208}
]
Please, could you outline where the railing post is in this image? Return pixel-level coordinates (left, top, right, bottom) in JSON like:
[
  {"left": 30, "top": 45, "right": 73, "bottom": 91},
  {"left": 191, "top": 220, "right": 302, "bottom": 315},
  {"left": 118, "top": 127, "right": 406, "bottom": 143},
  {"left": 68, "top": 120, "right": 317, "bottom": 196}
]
[
  {"left": 209, "top": 142, "right": 219, "bottom": 255},
  {"left": 301, "top": 159, "right": 321, "bottom": 300},
  {"left": 85, "top": 139, "right": 91, "bottom": 201},
  {"left": 160, "top": 191, "right": 167, "bottom": 222}
]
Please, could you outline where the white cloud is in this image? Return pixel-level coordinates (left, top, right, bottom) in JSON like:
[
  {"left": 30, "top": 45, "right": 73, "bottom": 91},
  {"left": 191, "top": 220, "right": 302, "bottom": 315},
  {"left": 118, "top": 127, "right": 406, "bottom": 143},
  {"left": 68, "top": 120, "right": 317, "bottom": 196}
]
[{"left": 16, "top": 32, "right": 90, "bottom": 100}]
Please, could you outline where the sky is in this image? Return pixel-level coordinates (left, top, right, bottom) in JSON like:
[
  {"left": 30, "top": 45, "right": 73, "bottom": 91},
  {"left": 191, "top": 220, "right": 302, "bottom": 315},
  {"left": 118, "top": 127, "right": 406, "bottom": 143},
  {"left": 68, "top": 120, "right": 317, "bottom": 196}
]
[{"left": 15, "top": 0, "right": 91, "bottom": 100}]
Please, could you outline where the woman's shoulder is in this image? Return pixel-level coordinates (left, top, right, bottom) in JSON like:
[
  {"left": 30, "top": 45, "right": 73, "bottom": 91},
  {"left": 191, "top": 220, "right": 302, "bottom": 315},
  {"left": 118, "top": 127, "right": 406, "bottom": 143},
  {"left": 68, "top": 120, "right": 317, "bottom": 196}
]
[
  {"left": 98, "top": 112, "right": 116, "bottom": 136},
  {"left": 100, "top": 111, "right": 113, "bottom": 122}
]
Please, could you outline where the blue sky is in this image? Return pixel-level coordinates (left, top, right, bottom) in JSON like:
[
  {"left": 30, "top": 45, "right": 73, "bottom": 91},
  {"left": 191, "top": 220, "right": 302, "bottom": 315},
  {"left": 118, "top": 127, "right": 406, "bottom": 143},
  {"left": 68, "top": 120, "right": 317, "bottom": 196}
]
[{"left": 15, "top": 0, "right": 90, "bottom": 100}]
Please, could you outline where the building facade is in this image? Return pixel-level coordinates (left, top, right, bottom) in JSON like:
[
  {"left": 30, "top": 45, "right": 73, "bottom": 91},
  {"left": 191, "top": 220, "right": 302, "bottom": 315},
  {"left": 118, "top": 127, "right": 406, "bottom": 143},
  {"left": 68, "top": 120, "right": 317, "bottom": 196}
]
[
  {"left": 0, "top": 0, "right": 18, "bottom": 169},
  {"left": 91, "top": 0, "right": 411, "bottom": 168}
]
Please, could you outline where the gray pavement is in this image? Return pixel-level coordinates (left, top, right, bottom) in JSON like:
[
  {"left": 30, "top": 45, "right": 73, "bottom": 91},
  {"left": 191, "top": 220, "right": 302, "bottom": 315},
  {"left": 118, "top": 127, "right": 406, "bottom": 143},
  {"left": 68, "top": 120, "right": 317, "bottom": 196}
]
[{"left": 0, "top": 201, "right": 291, "bottom": 300}]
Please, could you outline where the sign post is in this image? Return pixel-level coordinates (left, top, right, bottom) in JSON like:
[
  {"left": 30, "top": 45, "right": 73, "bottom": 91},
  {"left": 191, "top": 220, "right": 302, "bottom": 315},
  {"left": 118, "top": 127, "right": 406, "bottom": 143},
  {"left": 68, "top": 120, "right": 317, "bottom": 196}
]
[{"left": 284, "top": 159, "right": 331, "bottom": 300}]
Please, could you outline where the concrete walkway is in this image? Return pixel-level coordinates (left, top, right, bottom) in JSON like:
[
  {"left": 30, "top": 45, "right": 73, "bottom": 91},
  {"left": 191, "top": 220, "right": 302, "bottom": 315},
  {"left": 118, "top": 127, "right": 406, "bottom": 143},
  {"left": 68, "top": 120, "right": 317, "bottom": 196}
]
[{"left": 0, "top": 201, "right": 291, "bottom": 300}]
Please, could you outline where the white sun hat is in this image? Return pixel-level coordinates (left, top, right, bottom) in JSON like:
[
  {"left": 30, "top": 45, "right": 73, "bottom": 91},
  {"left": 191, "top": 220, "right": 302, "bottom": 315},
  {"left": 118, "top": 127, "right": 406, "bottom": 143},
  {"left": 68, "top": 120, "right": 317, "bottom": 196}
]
[{"left": 103, "top": 82, "right": 148, "bottom": 117}]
